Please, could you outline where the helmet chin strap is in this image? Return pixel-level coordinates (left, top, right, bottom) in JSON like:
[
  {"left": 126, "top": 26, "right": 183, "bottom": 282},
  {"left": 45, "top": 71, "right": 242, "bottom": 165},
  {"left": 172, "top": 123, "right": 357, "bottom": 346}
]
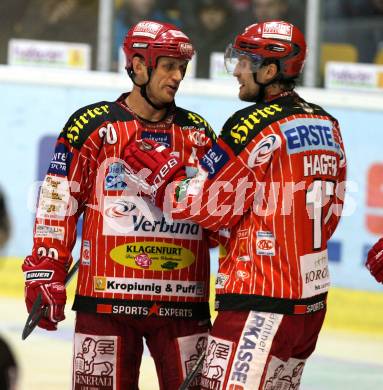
[
  {"left": 252, "top": 72, "right": 278, "bottom": 103},
  {"left": 127, "top": 67, "right": 172, "bottom": 111}
]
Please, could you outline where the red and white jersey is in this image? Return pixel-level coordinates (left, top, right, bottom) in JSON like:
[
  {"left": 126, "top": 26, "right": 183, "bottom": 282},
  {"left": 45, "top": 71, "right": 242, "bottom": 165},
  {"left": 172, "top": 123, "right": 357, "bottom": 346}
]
[
  {"left": 32, "top": 93, "right": 217, "bottom": 319},
  {"left": 172, "top": 92, "right": 347, "bottom": 314}
]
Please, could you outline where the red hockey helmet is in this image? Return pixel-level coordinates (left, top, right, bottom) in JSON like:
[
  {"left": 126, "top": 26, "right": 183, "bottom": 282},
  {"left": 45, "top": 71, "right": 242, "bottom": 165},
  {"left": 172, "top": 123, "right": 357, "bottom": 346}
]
[
  {"left": 225, "top": 20, "right": 307, "bottom": 79},
  {"left": 123, "top": 20, "right": 195, "bottom": 72}
]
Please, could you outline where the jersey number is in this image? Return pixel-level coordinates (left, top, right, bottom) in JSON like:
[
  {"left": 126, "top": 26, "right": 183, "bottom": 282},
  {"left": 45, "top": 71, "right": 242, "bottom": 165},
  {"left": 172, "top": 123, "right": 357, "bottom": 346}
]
[
  {"left": 99, "top": 124, "right": 117, "bottom": 144},
  {"left": 37, "top": 247, "right": 59, "bottom": 259},
  {"left": 306, "top": 180, "right": 335, "bottom": 250}
]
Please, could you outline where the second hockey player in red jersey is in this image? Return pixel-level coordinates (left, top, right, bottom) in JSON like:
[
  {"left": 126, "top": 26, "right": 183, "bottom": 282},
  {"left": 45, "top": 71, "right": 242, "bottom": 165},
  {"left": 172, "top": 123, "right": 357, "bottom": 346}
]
[
  {"left": 365, "top": 237, "right": 383, "bottom": 283},
  {"left": 124, "top": 20, "right": 347, "bottom": 389}
]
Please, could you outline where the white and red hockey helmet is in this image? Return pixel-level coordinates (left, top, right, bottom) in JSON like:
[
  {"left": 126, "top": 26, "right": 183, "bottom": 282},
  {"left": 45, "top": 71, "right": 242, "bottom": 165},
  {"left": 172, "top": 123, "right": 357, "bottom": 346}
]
[
  {"left": 123, "top": 20, "right": 195, "bottom": 71},
  {"left": 225, "top": 20, "right": 307, "bottom": 79}
]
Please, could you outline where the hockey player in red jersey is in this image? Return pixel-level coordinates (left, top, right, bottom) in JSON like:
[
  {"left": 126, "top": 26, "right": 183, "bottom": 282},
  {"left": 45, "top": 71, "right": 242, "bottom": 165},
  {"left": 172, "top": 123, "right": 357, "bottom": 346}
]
[
  {"left": 22, "top": 20, "right": 217, "bottom": 389},
  {"left": 366, "top": 238, "right": 383, "bottom": 283},
  {"left": 124, "top": 20, "right": 347, "bottom": 389}
]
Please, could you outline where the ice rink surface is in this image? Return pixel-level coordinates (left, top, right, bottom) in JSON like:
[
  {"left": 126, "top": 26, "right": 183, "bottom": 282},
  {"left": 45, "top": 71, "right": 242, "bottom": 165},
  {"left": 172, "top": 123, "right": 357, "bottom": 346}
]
[{"left": 1, "top": 296, "right": 383, "bottom": 390}]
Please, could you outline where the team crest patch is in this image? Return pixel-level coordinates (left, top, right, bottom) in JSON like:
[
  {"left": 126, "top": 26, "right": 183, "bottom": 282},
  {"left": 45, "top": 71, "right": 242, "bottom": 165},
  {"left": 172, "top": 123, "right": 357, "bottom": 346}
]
[
  {"left": 256, "top": 231, "right": 275, "bottom": 256},
  {"left": 73, "top": 333, "right": 120, "bottom": 390},
  {"left": 263, "top": 356, "right": 306, "bottom": 390},
  {"left": 177, "top": 333, "right": 208, "bottom": 387},
  {"left": 200, "top": 335, "right": 235, "bottom": 390}
]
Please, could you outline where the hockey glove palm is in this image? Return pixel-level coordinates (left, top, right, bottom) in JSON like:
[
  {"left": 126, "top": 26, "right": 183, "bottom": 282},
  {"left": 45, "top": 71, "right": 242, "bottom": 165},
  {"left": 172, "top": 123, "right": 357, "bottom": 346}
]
[
  {"left": 366, "top": 238, "right": 383, "bottom": 283},
  {"left": 124, "top": 139, "right": 185, "bottom": 208},
  {"left": 22, "top": 255, "right": 68, "bottom": 330}
]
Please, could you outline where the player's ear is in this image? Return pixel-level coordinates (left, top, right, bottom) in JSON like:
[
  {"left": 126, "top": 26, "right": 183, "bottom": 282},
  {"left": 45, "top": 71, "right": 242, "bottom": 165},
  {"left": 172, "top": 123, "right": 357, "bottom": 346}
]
[
  {"left": 132, "top": 56, "right": 148, "bottom": 83},
  {"left": 264, "top": 63, "right": 279, "bottom": 82}
]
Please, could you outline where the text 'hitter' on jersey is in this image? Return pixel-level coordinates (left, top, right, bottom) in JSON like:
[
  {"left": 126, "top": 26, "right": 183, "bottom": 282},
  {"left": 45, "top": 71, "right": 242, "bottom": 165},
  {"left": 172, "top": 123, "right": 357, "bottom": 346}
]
[
  {"left": 33, "top": 93, "right": 217, "bottom": 320},
  {"left": 173, "top": 91, "right": 347, "bottom": 315}
]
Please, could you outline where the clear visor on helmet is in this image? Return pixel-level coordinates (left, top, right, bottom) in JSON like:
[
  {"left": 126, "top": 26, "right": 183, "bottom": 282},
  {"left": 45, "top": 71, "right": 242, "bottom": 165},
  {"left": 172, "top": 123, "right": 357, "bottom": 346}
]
[{"left": 224, "top": 44, "right": 264, "bottom": 74}]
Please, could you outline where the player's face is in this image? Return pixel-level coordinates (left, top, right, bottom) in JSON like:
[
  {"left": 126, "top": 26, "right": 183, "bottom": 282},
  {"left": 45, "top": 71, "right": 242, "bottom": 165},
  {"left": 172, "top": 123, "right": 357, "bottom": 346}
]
[
  {"left": 233, "top": 56, "right": 260, "bottom": 101},
  {"left": 148, "top": 57, "right": 188, "bottom": 104}
]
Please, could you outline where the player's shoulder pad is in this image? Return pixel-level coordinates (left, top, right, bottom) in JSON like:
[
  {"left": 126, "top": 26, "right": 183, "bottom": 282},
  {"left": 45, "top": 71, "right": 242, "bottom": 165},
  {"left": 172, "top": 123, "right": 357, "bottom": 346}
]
[
  {"left": 60, "top": 101, "right": 134, "bottom": 149},
  {"left": 220, "top": 101, "right": 285, "bottom": 155},
  {"left": 174, "top": 107, "right": 217, "bottom": 142},
  {"left": 289, "top": 94, "right": 337, "bottom": 120}
]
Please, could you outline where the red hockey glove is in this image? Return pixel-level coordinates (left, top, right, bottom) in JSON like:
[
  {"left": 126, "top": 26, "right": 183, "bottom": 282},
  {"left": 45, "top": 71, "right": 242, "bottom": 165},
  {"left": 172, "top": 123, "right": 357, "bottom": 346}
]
[
  {"left": 124, "top": 139, "right": 185, "bottom": 208},
  {"left": 22, "top": 255, "right": 68, "bottom": 330},
  {"left": 366, "top": 238, "right": 383, "bottom": 283}
]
